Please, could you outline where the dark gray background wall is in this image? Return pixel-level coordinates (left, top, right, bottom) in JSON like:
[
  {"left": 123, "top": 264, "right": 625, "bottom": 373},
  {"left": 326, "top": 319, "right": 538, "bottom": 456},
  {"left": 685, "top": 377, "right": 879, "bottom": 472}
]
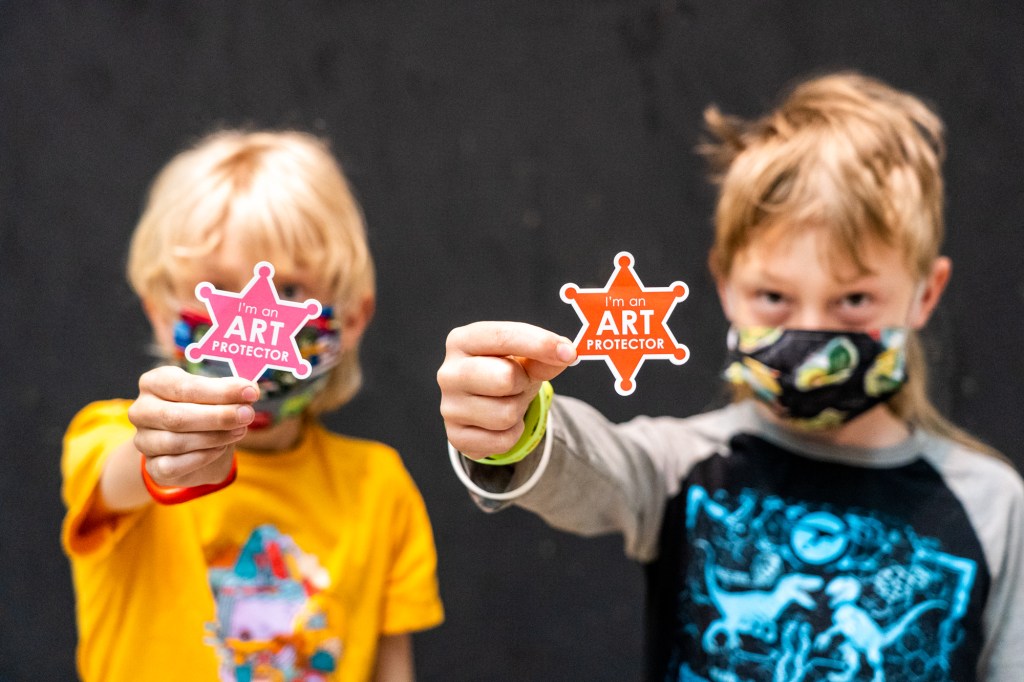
[{"left": 2, "top": 2, "right": 1022, "bottom": 679}]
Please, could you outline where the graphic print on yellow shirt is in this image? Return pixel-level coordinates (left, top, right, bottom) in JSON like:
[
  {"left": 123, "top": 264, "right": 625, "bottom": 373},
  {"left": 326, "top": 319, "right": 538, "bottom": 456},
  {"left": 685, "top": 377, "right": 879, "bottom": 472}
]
[{"left": 207, "top": 525, "right": 343, "bottom": 680}]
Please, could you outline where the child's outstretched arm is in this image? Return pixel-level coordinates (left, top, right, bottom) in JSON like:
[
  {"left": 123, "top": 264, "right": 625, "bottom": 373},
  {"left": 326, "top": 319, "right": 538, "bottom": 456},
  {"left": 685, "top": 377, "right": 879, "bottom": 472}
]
[
  {"left": 439, "top": 321, "right": 742, "bottom": 563},
  {"left": 437, "top": 321, "right": 577, "bottom": 459},
  {"left": 88, "top": 366, "right": 258, "bottom": 520}
]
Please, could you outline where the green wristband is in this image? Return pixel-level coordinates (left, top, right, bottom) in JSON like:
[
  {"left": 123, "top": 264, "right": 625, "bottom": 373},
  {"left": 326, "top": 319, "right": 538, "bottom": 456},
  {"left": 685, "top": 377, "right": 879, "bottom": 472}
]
[{"left": 477, "top": 381, "right": 554, "bottom": 466}]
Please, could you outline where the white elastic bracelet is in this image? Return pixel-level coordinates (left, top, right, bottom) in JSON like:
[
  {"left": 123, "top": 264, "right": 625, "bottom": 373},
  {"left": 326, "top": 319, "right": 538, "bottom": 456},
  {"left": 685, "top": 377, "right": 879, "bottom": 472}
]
[{"left": 447, "top": 411, "right": 555, "bottom": 501}]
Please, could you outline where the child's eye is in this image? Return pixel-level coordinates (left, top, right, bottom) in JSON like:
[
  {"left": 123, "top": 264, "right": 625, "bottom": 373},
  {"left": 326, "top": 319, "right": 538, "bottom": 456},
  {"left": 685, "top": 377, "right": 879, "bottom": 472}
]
[
  {"left": 841, "top": 292, "right": 871, "bottom": 308},
  {"left": 757, "top": 290, "right": 788, "bottom": 306},
  {"left": 278, "top": 283, "right": 304, "bottom": 301},
  {"left": 748, "top": 289, "right": 792, "bottom": 326},
  {"left": 835, "top": 293, "right": 874, "bottom": 315},
  {"left": 834, "top": 292, "right": 877, "bottom": 326}
]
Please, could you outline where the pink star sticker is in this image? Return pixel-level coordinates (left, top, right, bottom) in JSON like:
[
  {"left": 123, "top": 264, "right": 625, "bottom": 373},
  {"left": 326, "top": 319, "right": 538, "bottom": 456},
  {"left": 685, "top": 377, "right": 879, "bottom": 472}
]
[{"left": 185, "top": 262, "right": 323, "bottom": 381}]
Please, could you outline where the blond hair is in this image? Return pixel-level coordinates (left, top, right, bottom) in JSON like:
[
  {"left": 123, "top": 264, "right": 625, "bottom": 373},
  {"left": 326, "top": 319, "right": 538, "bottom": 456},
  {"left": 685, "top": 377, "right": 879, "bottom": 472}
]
[
  {"left": 702, "top": 72, "right": 996, "bottom": 455},
  {"left": 128, "top": 129, "right": 375, "bottom": 412}
]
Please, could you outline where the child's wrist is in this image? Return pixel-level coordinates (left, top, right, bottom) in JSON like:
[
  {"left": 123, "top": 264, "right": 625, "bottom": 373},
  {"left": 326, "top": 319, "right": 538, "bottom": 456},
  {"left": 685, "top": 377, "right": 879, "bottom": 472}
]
[
  {"left": 140, "top": 453, "right": 238, "bottom": 504},
  {"left": 477, "top": 381, "right": 554, "bottom": 466}
]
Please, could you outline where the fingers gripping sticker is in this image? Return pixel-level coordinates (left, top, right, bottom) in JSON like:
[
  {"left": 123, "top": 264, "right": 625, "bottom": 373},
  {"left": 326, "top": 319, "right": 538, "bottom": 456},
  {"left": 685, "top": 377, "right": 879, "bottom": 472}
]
[
  {"left": 185, "top": 262, "right": 324, "bottom": 382},
  {"left": 561, "top": 252, "right": 689, "bottom": 396}
]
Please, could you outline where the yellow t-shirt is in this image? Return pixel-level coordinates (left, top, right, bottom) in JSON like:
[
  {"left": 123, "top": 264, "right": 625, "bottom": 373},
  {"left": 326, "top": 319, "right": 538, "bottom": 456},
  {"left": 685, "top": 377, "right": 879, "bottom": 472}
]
[{"left": 61, "top": 400, "right": 444, "bottom": 681}]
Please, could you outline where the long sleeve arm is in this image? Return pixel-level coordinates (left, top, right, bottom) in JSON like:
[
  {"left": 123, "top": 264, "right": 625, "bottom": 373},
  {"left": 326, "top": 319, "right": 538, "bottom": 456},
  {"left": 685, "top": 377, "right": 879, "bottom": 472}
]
[{"left": 455, "top": 395, "right": 740, "bottom": 562}]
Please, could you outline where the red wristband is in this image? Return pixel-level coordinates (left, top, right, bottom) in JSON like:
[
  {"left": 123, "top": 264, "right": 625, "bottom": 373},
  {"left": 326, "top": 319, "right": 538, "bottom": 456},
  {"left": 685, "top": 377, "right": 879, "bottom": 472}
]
[{"left": 140, "top": 453, "right": 238, "bottom": 505}]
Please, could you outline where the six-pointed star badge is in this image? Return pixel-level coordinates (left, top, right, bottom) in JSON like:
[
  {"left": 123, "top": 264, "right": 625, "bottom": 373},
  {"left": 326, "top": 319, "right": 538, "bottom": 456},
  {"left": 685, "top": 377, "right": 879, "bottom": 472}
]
[
  {"left": 185, "top": 262, "right": 323, "bottom": 382},
  {"left": 561, "top": 252, "right": 689, "bottom": 395}
]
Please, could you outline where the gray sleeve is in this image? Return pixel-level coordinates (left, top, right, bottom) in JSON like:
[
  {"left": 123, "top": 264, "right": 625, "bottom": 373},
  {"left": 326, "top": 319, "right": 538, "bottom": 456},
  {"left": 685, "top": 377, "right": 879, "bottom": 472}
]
[
  {"left": 930, "top": 443, "right": 1024, "bottom": 680},
  {"left": 457, "top": 394, "right": 736, "bottom": 562},
  {"left": 975, "top": 465, "right": 1024, "bottom": 680}
]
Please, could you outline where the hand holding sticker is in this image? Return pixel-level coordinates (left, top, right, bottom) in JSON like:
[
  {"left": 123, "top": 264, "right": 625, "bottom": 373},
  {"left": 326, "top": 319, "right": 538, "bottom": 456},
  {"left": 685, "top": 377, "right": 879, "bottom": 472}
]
[
  {"left": 185, "top": 262, "right": 323, "bottom": 382},
  {"left": 561, "top": 252, "right": 689, "bottom": 395},
  {"left": 142, "top": 261, "right": 325, "bottom": 504}
]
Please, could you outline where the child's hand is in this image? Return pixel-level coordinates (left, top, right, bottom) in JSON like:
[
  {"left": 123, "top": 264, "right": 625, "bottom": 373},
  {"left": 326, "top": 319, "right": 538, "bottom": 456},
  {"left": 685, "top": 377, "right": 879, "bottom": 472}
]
[
  {"left": 128, "top": 366, "right": 259, "bottom": 487},
  {"left": 437, "top": 321, "right": 576, "bottom": 460}
]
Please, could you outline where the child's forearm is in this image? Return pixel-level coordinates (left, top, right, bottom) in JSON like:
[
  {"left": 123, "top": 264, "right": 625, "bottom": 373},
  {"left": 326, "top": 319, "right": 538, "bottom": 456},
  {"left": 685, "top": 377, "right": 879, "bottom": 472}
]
[
  {"left": 374, "top": 633, "right": 414, "bottom": 682},
  {"left": 79, "top": 438, "right": 153, "bottom": 532},
  {"left": 82, "top": 367, "right": 257, "bottom": 525},
  {"left": 99, "top": 438, "right": 154, "bottom": 512}
]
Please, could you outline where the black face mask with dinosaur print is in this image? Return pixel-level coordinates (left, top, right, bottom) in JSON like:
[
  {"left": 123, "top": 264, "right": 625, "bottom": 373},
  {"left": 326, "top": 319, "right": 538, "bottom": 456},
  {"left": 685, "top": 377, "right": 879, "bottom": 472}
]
[{"left": 723, "top": 326, "right": 909, "bottom": 430}]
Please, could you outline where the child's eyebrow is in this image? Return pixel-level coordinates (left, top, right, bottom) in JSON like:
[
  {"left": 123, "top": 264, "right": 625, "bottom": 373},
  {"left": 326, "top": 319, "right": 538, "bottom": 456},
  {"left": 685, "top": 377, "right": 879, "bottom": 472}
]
[
  {"left": 831, "top": 269, "right": 883, "bottom": 287},
  {"left": 741, "top": 266, "right": 882, "bottom": 290}
]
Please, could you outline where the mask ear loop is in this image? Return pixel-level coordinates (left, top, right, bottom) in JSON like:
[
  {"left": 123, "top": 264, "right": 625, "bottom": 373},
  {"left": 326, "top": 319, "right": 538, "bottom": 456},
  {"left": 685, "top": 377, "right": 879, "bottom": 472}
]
[
  {"left": 447, "top": 412, "right": 555, "bottom": 502},
  {"left": 721, "top": 287, "right": 740, "bottom": 351},
  {"left": 720, "top": 285, "right": 737, "bottom": 324},
  {"left": 904, "top": 280, "right": 928, "bottom": 329}
]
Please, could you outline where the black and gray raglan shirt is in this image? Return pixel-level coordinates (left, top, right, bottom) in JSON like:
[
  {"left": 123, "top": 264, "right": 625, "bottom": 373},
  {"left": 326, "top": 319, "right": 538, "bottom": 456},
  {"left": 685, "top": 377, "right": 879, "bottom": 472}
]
[{"left": 459, "top": 397, "right": 1024, "bottom": 682}]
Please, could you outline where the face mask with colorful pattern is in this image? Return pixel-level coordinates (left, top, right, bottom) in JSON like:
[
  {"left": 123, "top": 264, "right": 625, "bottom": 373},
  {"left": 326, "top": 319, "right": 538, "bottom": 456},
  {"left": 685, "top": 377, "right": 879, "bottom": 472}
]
[
  {"left": 173, "top": 307, "right": 342, "bottom": 429},
  {"left": 724, "top": 326, "right": 909, "bottom": 429}
]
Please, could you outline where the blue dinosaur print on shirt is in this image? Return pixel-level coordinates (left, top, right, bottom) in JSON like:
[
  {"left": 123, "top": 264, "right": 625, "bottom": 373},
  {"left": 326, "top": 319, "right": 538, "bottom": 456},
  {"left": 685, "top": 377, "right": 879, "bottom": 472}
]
[
  {"left": 668, "top": 486, "right": 976, "bottom": 682},
  {"left": 815, "top": 576, "right": 945, "bottom": 682},
  {"left": 698, "top": 539, "right": 824, "bottom": 653}
]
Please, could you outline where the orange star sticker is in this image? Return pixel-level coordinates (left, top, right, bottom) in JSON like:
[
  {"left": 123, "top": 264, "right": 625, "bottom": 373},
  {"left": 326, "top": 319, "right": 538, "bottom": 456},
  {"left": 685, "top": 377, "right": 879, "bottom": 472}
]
[{"left": 560, "top": 252, "right": 689, "bottom": 395}]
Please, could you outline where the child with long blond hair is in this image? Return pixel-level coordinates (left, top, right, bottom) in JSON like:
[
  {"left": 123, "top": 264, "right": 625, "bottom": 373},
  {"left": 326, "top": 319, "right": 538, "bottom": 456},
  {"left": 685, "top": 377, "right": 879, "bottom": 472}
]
[
  {"left": 438, "top": 73, "right": 1022, "bottom": 680},
  {"left": 62, "top": 130, "right": 443, "bottom": 681}
]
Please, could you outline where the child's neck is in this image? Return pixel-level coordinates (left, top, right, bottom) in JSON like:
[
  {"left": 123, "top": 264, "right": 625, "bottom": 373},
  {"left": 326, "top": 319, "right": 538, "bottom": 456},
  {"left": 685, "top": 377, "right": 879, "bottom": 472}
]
[
  {"left": 761, "top": 404, "right": 911, "bottom": 450},
  {"left": 238, "top": 416, "right": 305, "bottom": 452}
]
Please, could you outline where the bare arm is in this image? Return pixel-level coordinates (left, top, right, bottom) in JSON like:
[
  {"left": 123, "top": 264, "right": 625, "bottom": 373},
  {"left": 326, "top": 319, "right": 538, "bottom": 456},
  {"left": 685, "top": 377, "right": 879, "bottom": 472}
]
[{"left": 375, "top": 633, "right": 414, "bottom": 682}]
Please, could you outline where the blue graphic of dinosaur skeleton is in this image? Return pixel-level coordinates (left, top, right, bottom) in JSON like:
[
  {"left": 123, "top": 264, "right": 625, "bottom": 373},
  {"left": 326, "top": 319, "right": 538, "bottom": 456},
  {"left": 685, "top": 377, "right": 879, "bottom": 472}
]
[{"left": 668, "top": 486, "right": 976, "bottom": 682}]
